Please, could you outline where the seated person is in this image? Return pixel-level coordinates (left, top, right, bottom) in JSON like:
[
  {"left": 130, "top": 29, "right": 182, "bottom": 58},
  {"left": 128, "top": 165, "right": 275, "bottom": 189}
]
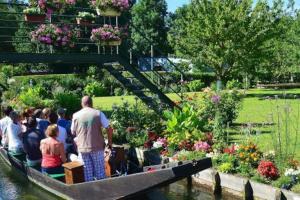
[
  {"left": 48, "top": 111, "right": 67, "bottom": 152},
  {"left": 7, "top": 111, "right": 23, "bottom": 155},
  {"left": 22, "top": 117, "right": 45, "bottom": 167},
  {"left": 33, "top": 109, "right": 50, "bottom": 135},
  {"left": 40, "top": 124, "right": 66, "bottom": 174}
]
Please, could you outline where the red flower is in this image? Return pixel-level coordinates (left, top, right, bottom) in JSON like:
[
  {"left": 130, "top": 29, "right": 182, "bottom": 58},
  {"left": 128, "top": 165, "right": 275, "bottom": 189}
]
[
  {"left": 148, "top": 131, "right": 158, "bottom": 141},
  {"left": 257, "top": 160, "right": 279, "bottom": 180},
  {"left": 223, "top": 145, "right": 237, "bottom": 154}
]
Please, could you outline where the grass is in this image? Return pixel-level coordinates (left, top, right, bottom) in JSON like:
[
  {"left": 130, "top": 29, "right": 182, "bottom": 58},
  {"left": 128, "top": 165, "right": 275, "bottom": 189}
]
[{"left": 93, "top": 88, "right": 300, "bottom": 159}]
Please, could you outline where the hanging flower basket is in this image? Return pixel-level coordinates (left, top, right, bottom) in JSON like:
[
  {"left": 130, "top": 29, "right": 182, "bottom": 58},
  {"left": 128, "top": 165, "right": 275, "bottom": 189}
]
[
  {"left": 76, "top": 18, "right": 92, "bottom": 26},
  {"left": 76, "top": 12, "right": 95, "bottom": 26},
  {"left": 96, "top": 7, "right": 121, "bottom": 17},
  {"left": 31, "top": 24, "right": 79, "bottom": 48},
  {"left": 91, "top": 25, "right": 124, "bottom": 46},
  {"left": 108, "top": 40, "right": 122, "bottom": 46},
  {"left": 25, "top": 14, "right": 46, "bottom": 23},
  {"left": 38, "top": 0, "right": 76, "bottom": 13},
  {"left": 23, "top": 7, "right": 46, "bottom": 23},
  {"left": 91, "top": 0, "right": 130, "bottom": 16}
]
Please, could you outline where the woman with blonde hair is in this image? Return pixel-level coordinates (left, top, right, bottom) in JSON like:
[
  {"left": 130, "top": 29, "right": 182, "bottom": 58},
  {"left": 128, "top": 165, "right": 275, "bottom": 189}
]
[{"left": 40, "top": 124, "right": 66, "bottom": 174}]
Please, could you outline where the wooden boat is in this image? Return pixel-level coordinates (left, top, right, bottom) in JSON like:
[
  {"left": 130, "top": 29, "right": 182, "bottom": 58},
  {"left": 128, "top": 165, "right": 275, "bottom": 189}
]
[{"left": 0, "top": 147, "right": 212, "bottom": 200}]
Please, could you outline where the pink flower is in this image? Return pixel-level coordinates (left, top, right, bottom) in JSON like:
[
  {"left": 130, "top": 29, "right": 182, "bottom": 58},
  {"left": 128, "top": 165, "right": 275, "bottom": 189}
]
[
  {"left": 211, "top": 95, "right": 221, "bottom": 104},
  {"left": 194, "top": 141, "right": 211, "bottom": 152}
]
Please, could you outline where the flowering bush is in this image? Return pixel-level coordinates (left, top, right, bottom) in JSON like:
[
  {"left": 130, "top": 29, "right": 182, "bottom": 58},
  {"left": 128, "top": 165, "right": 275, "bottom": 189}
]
[
  {"left": 31, "top": 24, "right": 78, "bottom": 47},
  {"left": 91, "top": 0, "right": 130, "bottom": 11},
  {"left": 223, "top": 144, "right": 238, "bottom": 154},
  {"left": 237, "top": 142, "right": 262, "bottom": 167},
  {"left": 174, "top": 150, "right": 206, "bottom": 161},
  {"left": 90, "top": 25, "right": 122, "bottom": 43},
  {"left": 38, "top": 0, "right": 76, "bottom": 11},
  {"left": 194, "top": 141, "right": 211, "bottom": 152},
  {"left": 258, "top": 160, "right": 279, "bottom": 180}
]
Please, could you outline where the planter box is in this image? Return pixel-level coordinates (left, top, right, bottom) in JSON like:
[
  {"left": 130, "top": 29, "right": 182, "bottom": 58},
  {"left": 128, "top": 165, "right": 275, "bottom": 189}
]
[
  {"left": 219, "top": 172, "right": 249, "bottom": 199},
  {"left": 96, "top": 7, "right": 121, "bottom": 17},
  {"left": 281, "top": 189, "right": 300, "bottom": 200},
  {"left": 192, "top": 168, "right": 218, "bottom": 193},
  {"left": 76, "top": 18, "right": 93, "bottom": 26},
  {"left": 24, "top": 14, "right": 46, "bottom": 23},
  {"left": 96, "top": 40, "right": 122, "bottom": 46},
  {"left": 250, "top": 181, "right": 281, "bottom": 200}
]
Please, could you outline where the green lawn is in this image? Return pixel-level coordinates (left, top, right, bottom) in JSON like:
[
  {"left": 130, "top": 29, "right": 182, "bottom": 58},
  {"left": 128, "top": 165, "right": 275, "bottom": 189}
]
[{"left": 94, "top": 88, "right": 300, "bottom": 158}]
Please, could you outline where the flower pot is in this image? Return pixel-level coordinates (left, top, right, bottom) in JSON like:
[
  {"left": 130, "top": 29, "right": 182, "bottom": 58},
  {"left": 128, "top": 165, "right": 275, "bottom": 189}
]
[
  {"left": 96, "top": 7, "right": 121, "bottom": 17},
  {"left": 193, "top": 168, "right": 218, "bottom": 193},
  {"left": 219, "top": 172, "right": 249, "bottom": 198},
  {"left": 250, "top": 181, "right": 281, "bottom": 200},
  {"left": 108, "top": 40, "right": 122, "bottom": 46},
  {"left": 24, "top": 14, "right": 46, "bottom": 23},
  {"left": 76, "top": 18, "right": 92, "bottom": 26}
]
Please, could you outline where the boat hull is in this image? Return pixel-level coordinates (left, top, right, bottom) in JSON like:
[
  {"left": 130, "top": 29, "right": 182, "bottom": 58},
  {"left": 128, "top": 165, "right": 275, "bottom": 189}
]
[{"left": 0, "top": 148, "right": 212, "bottom": 200}]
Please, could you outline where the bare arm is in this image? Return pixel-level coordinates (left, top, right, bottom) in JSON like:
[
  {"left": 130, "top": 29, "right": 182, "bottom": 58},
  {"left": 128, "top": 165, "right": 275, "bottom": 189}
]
[{"left": 60, "top": 143, "right": 67, "bottom": 163}]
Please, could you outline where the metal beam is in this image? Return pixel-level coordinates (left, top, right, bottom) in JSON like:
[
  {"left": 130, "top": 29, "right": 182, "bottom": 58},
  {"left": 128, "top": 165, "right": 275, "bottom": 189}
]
[{"left": 0, "top": 53, "right": 121, "bottom": 64}]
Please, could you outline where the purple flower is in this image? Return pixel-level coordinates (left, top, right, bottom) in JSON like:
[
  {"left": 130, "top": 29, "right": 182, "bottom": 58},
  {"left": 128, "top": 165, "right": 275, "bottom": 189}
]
[{"left": 211, "top": 95, "right": 221, "bottom": 104}]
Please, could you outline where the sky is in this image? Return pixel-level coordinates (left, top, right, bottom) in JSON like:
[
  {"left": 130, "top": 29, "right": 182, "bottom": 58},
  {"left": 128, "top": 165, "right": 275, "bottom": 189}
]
[{"left": 166, "top": 0, "right": 300, "bottom": 12}]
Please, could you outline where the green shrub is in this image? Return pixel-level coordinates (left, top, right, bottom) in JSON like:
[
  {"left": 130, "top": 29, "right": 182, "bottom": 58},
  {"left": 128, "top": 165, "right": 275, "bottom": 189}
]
[
  {"left": 291, "top": 184, "right": 300, "bottom": 193},
  {"left": 54, "top": 92, "right": 81, "bottom": 116},
  {"left": 18, "top": 87, "right": 44, "bottom": 108},
  {"left": 114, "top": 87, "right": 123, "bottom": 96},
  {"left": 272, "top": 176, "right": 292, "bottom": 188},
  {"left": 126, "top": 129, "right": 148, "bottom": 147},
  {"left": 176, "top": 150, "right": 206, "bottom": 161},
  {"left": 226, "top": 79, "right": 242, "bottom": 89},
  {"left": 218, "top": 162, "right": 234, "bottom": 173},
  {"left": 84, "top": 82, "right": 108, "bottom": 97},
  {"left": 188, "top": 80, "right": 205, "bottom": 92}
]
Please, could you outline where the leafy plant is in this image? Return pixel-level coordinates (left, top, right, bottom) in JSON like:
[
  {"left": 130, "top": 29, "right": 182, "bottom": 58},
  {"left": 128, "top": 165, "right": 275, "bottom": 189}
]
[
  {"left": 218, "top": 162, "right": 234, "bottom": 173},
  {"left": 175, "top": 150, "right": 206, "bottom": 161},
  {"left": 226, "top": 79, "right": 242, "bottom": 90},
  {"left": 23, "top": 7, "right": 45, "bottom": 15},
  {"left": 53, "top": 92, "right": 81, "bottom": 115},
  {"left": 272, "top": 176, "right": 294, "bottom": 189},
  {"left": 126, "top": 129, "right": 148, "bottom": 148},
  {"left": 291, "top": 184, "right": 300, "bottom": 193},
  {"left": 84, "top": 81, "right": 108, "bottom": 97},
  {"left": 188, "top": 80, "right": 204, "bottom": 92},
  {"left": 18, "top": 87, "right": 44, "bottom": 108},
  {"left": 77, "top": 12, "right": 96, "bottom": 21},
  {"left": 163, "top": 104, "right": 205, "bottom": 150}
]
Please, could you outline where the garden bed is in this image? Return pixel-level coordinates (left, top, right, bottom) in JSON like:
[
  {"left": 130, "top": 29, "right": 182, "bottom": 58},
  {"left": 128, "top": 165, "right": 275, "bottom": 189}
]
[{"left": 193, "top": 169, "right": 300, "bottom": 200}]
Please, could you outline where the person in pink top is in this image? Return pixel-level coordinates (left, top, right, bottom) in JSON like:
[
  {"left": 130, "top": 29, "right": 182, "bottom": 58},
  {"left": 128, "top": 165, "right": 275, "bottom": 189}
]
[{"left": 40, "top": 124, "right": 66, "bottom": 174}]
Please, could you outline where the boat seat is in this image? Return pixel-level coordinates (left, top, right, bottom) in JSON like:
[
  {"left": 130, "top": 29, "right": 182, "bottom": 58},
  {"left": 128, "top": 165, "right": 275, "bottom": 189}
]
[
  {"left": 47, "top": 173, "right": 66, "bottom": 182},
  {"left": 8, "top": 152, "right": 26, "bottom": 161}
]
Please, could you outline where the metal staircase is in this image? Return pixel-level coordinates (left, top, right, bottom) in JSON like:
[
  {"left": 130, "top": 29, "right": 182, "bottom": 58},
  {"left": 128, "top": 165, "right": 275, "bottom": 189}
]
[{"left": 0, "top": 1, "right": 184, "bottom": 112}]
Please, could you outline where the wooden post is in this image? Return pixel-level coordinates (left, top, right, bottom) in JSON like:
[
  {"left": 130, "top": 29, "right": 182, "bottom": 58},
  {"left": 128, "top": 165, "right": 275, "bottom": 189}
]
[{"left": 63, "top": 161, "right": 84, "bottom": 184}]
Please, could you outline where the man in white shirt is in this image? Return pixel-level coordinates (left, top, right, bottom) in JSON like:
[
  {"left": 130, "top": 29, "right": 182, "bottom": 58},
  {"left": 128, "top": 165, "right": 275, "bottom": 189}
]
[
  {"left": 0, "top": 106, "right": 13, "bottom": 147},
  {"left": 7, "top": 111, "right": 23, "bottom": 154}
]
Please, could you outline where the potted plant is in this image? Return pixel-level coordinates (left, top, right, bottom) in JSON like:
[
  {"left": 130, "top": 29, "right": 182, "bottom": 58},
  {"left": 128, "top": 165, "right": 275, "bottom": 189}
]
[
  {"left": 90, "top": 0, "right": 130, "bottom": 16},
  {"left": 31, "top": 24, "right": 78, "bottom": 48},
  {"left": 76, "top": 12, "right": 96, "bottom": 26},
  {"left": 38, "top": 0, "right": 76, "bottom": 13},
  {"left": 90, "top": 24, "right": 122, "bottom": 46},
  {"left": 23, "top": 7, "right": 46, "bottom": 23}
]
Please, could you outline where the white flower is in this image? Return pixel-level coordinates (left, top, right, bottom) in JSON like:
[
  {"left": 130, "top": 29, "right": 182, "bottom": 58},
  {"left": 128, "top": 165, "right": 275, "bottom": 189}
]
[
  {"left": 153, "top": 141, "right": 163, "bottom": 149},
  {"left": 284, "top": 168, "right": 300, "bottom": 176}
]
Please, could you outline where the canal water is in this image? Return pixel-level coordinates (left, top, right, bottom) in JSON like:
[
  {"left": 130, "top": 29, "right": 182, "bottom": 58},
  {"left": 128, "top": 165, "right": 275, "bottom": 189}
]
[{"left": 0, "top": 157, "right": 217, "bottom": 200}]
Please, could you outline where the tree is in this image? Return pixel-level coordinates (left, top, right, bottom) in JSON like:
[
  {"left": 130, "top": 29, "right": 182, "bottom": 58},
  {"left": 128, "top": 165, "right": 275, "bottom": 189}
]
[
  {"left": 168, "top": 0, "right": 287, "bottom": 83},
  {"left": 130, "top": 0, "right": 169, "bottom": 55}
]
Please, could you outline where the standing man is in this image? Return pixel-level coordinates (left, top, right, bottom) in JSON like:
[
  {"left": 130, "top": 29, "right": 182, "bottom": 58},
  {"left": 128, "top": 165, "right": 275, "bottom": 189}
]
[{"left": 71, "top": 96, "right": 113, "bottom": 182}]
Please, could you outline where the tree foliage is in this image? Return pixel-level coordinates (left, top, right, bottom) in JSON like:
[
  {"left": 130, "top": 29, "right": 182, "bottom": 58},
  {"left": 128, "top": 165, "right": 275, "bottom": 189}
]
[
  {"left": 168, "top": 0, "right": 298, "bottom": 81},
  {"left": 130, "top": 0, "right": 169, "bottom": 55}
]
